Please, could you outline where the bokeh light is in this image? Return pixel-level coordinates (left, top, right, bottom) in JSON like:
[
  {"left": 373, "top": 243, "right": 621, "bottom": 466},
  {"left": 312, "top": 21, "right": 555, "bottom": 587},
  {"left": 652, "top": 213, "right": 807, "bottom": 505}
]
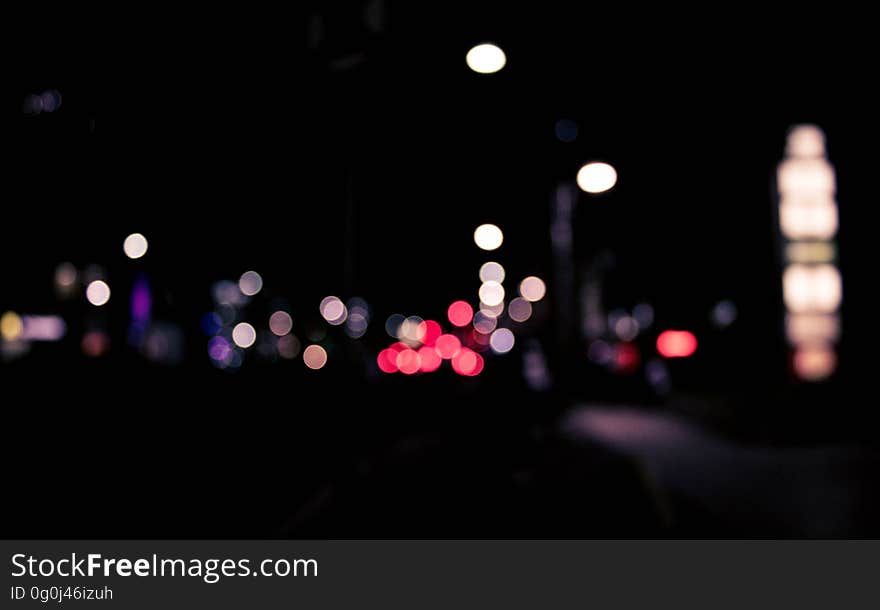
[
  {"left": 212, "top": 280, "right": 248, "bottom": 306},
  {"left": 479, "top": 281, "right": 505, "bottom": 307},
  {"left": 452, "top": 347, "right": 484, "bottom": 376},
  {"left": 479, "top": 301, "right": 505, "bottom": 318},
  {"left": 783, "top": 264, "right": 842, "bottom": 313},
  {"left": 377, "top": 348, "right": 399, "bottom": 373},
  {"left": 465, "top": 43, "right": 506, "bottom": 74},
  {"left": 269, "top": 311, "right": 293, "bottom": 336},
  {"left": 786, "top": 125, "right": 826, "bottom": 158},
  {"left": 576, "top": 162, "right": 618, "bottom": 194},
  {"left": 232, "top": 322, "right": 257, "bottom": 348},
  {"left": 385, "top": 313, "right": 406, "bottom": 339},
  {"left": 645, "top": 359, "right": 671, "bottom": 394},
  {"left": 435, "top": 334, "right": 462, "bottom": 359},
  {"left": 416, "top": 320, "right": 442, "bottom": 346},
  {"left": 277, "top": 334, "right": 301, "bottom": 359},
  {"left": 447, "top": 301, "right": 474, "bottom": 327},
  {"left": 785, "top": 242, "right": 836, "bottom": 264},
  {"left": 303, "top": 345, "right": 328, "bottom": 370},
  {"left": 489, "top": 327, "right": 515, "bottom": 354},
  {"left": 20, "top": 315, "right": 67, "bottom": 341},
  {"left": 786, "top": 312, "right": 839, "bottom": 345},
  {"left": 473, "top": 224, "right": 504, "bottom": 251},
  {"left": 239, "top": 271, "right": 263, "bottom": 296},
  {"left": 518, "top": 276, "right": 546, "bottom": 302},
  {"left": 656, "top": 330, "right": 697, "bottom": 358},
  {"left": 479, "top": 261, "right": 505, "bottom": 283},
  {"left": 123, "top": 233, "right": 149, "bottom": 259},
  {"left": 385, "top": 314, "right": 405, "bottom": 338},
  {"left": 588, "top": 340, "right": 613, "bottom": 365},
  {"left": 632, "top": 303, "right": 654, "bottom": 328},
  {"left": 22, "top": 93, "right": 44, "bottom": 115},
  {"left": 613, "top": 315, "right": 640, "bottom": 342},
  {"left": 418, "top": 345, "right": 442, "bottom": 372},
  {"left": 793, "top": 345, "right": 836, "bottom": 381},
  {"left": 613, "top": 343, "right": 641, "bottom": 374},
  {"left": 208, "top": 336, "right": 233, "bottom": 363},
  {"left": 778, "top": 196, "right": 838, "bottom": 240},
  {"left": 398, "top": 316, "right": 424, "bottom": 344},
  {"left": 81, "top": 331, "right": 109, "bottom": 357},
  {"left": 345, "top": 297, "right": 371, "bottom": 339},
  {"left": 1, "top": 311, "right": 24, "bottom": 341},
  {"left": 320, "top": 296, "right": 348, "bottom": 325},
  {"left": 711, "top": 300, "right": 738, "bottom": 328},
  {"left": 54, "top": 262, "right": 77, "bottom": 292},
  {"left": 508, "top": 297, "right": 533, "bottom": 323},
  {"left": 40, "top": 89, "right": 62, "bottom": 112},
  {"left": 345, "top": 312, "right": 369, "bottom": 339},
  {"left": 86, "top": 280, "right": 111, "bottom": 306},
  {"left": 777, "top": 158, "right": 834, "bottom": 195},
  {"left": 473, "top": 311, "right": 498, "bottom": 334},
  {"left": 396, "top": 348, "right": 421, "bottom": 375}
]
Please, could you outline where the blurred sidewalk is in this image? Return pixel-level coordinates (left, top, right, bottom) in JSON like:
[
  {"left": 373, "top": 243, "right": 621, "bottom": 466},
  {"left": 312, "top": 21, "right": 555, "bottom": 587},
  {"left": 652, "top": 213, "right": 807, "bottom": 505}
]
[{"left": 562, "top": 405, "right": 880, "bottom": 537}]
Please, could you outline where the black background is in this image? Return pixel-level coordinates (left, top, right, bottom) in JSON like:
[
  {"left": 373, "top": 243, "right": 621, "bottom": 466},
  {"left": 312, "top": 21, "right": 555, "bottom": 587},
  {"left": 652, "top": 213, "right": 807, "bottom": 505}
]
[{"left": 2, "top": 3, "right": 877, "bottom": 538}]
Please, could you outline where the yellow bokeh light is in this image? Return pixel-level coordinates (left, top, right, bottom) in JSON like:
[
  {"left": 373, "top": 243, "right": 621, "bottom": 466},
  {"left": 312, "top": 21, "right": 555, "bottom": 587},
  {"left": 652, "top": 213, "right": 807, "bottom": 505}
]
[{"left": 1, "top": 311, "right": 24, "bottom": 341}]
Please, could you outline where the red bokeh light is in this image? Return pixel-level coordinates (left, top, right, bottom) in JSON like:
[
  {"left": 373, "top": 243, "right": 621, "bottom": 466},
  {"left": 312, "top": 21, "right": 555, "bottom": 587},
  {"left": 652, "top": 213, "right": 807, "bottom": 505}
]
[
  {"left": 447, "top": 301, "right": 474, "bottom": 327},
  {"left": 452, "top": 347, "right": 483, "bottom": 376},
  {"left": 613, "top": 342, "right": 640, "bottom": 374},
  {"left": 396, "top": 348, "right": 422, "bottom": 374},
  {"left": 469, "top": 352, "right": 485, "bottom": 376},
  {"left": 377, "top": 348, "right": 399, "bottom": 373},
  {"left": 417, "top": 320, "right": 442, "bottom": 347},
  {"left": 434, "top": 334, "right": 462, "bottom": 359},
  {"left": 418, "top": 345, "right": 442, "bottom": 372},
  {"left": 656, "top": 330, "right": 697, "bottom": 358}
]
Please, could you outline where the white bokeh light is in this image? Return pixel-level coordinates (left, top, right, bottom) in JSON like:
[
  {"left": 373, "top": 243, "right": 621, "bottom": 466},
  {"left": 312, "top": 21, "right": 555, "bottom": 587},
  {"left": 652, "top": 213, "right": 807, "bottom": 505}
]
[
  {"left": 479, "top": 281, "right": 505, "bottom": 307},
  {"left": 123, "top": 233, "right": 148, "bottom": 259},
  {"left": 786, "top": 125, "right": 826, "bottom": 158},
  {"left": 490, "top": 328, "right": 515, "bottom": 354},
  {"left": 479, "top": 261, "right": 505, "bottom": 283},
  {"left": 783, "top": 264, "right": 842, "bottom": 313},
  {"left": 320, "top": 296, "right": 348, "bottom": 325},
  {"left": 466, "top": 43, "right": 506, "bottom": 74},
  {"left": 474, "top": 224, "right": 504, "bottom": 251},
  {"left": 239, "top": 271, "right": 263, "bottom": 296},
  {"left": 518, "top": 276, "right": 546, "bottom": 302},
  {"left": 576, "top": 162, "right": 618, "bottom": 194},
  {"left": 232, "top": 322, "right": 257, "bottom": 348},
  {"left": 86, "top": 280, "right": 111, "bottom": 306}
]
